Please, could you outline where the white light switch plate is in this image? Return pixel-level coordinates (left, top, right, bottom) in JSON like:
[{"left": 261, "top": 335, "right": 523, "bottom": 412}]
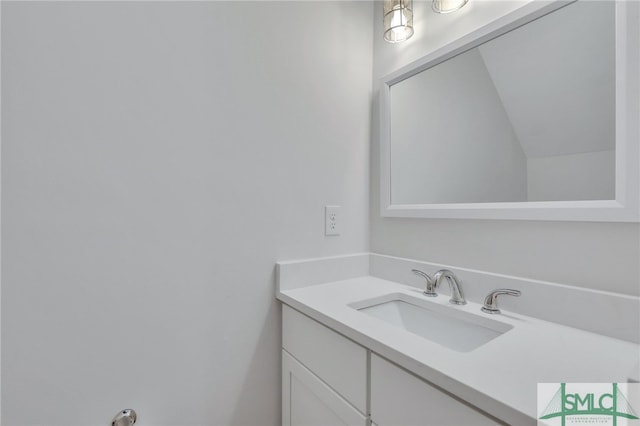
[{"left": 325, "top": 205, "right": 341, "bottom": 236}]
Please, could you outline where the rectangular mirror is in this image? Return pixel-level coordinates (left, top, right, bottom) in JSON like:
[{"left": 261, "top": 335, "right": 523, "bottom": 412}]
[{"left": 380, "top": 1, "right": 639, "bottom": 221}]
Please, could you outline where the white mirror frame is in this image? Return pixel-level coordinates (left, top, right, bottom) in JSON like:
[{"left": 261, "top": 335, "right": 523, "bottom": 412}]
[{"left": 380, "top": 1, "right": 640, "bottom": 222}]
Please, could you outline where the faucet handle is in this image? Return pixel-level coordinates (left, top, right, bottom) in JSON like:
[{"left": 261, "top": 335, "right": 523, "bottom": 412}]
[
  {"left": 481, "top": 289, "right": 521, "bottom": 314},
  {"left": 412, "top": 269, "right": 437, "bottom": 297}
]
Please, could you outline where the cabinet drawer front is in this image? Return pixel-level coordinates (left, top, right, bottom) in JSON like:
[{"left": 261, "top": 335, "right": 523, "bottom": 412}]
[
  {"left": 282, "top": 305, "right": 367, "bottom": 413},
  {"left": 371, "top": 354, "right": 502, "bottom": 426},
  {"left": 283, "top": 350, "right": 368, "bottom": 426}
]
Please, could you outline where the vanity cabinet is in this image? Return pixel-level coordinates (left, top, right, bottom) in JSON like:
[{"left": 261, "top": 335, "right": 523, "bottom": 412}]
[
  {"left": 282, "top": 304, "right": 504, "bottom": 426},
  {"left": 370, "top": 354, "right": 502, "bottom": 426}
]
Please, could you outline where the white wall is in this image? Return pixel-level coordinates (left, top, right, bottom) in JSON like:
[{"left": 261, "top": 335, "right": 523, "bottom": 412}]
[
  {"left": 390, "top": 48, "right": 527, "bottom": 204},
  {"left": 371, "top": 0, "right": 640, "bottom": 296},
  {"left": 1, "top": 2, "right": 372, "bottom": 425},
  {"left": 527, "top": 150, "right": 615, "bottom": 202}
]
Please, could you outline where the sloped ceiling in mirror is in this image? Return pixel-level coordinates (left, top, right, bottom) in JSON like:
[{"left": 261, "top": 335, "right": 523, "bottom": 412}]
[{"left": 477, "top": 1, "right": 615, "bottom": 158}]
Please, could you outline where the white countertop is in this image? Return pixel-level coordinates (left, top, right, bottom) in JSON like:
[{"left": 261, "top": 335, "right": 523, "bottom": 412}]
[{"left": 277, "top": 276, "right": 640, "bottom": 425}]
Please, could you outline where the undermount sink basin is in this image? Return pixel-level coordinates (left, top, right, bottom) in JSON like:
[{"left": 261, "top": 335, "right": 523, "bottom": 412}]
[{"left": 350, "top": 293, "right": 513, "bottom": 352}]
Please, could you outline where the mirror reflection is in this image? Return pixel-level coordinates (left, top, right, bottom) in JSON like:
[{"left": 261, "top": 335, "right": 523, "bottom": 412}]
[{"left": 390, "top": 1, "right": 615, "bottom": 205}]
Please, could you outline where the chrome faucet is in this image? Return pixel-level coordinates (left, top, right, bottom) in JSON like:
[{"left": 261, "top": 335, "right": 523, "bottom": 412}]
[
  {"left": 481, "top": 289, "right": 521, "bottom": 314},
  {"left": 434, "top": 269, "right": 466, "bottom": 305},
  {"left": 412, "top": 269, "right": 437, "bottom": 297},
  {"left": 412, "top": 268, "right": 466, "bottom": 305}
]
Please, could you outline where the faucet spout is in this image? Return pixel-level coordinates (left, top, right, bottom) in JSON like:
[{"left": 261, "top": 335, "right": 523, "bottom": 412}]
[{"left": 433, "top": 269, "right": 466, "bottom": 305}]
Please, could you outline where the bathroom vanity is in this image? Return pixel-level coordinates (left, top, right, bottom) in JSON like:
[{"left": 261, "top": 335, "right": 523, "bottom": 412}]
[
  {"left": 282, "top": 305, "right": 501, "bottom": 425},
  {"left": 276, "top": 254, "right": 640, "bottom": 426}
]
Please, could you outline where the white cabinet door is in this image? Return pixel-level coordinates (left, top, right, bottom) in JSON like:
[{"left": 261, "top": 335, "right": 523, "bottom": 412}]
[
  {"left": 371, "top": 354, "right": 503, "bottom": 426},
  {"left": 283, "top": 350, "right": 368, "bottom": 426},
  {"left": 282, "top": 305, "right": 367, "bottom": 413}
]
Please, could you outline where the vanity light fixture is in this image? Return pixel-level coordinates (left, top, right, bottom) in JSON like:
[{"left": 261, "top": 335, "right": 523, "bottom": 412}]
[
  {"left": 432, "top": 0, "right": 469, "bottom": 14},
  {"left": 383, "top": 0, "right": 414, "bottom": 43}
]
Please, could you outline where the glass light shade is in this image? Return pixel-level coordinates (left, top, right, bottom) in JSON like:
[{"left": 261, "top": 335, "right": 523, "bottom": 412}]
[
  {"left": 384, "top": 0, "right": 414, "bottom": 43},
  {"left": 432, "top": 0, "right": 469, "bottom": 14}
]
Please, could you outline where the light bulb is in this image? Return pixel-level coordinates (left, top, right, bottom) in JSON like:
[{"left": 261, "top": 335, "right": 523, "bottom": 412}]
[{"left": 390, "top": 9, "right": 406, "bottom": 32}]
